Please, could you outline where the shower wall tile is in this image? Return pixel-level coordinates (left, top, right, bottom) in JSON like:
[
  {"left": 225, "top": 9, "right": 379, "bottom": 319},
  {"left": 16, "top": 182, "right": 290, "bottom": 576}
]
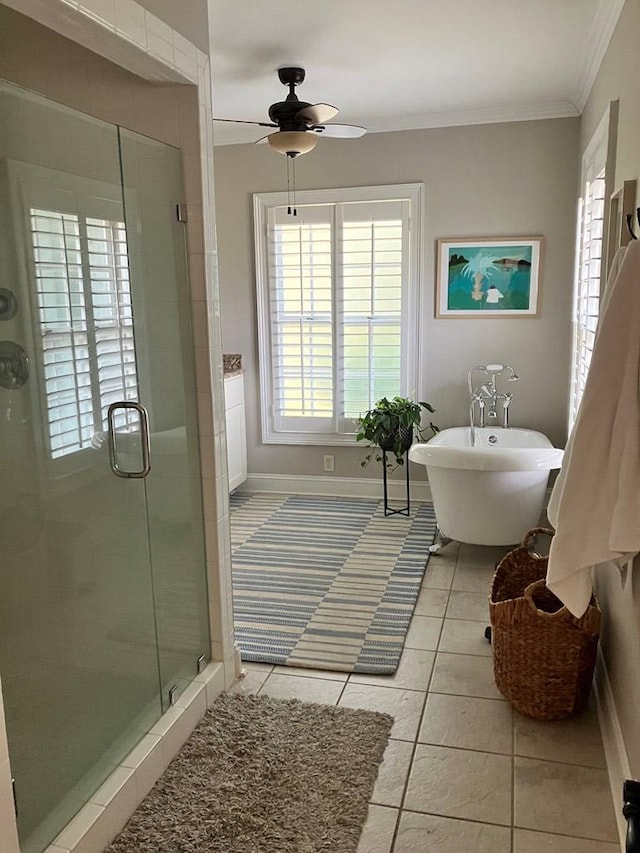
[
  {"left": 144, "top": 11, "right": 172, "bottom": 65},
  {"left": 175, "top": 681, "right": 207, "bottom": 715},
  {"left": 194, "top": 661, "right": 225, "bottom": 707},
  {"left": 80, "top": 0, "right": 115, "bottom": 29},
  {"left": 89, "top": 766, "right": 137, "bottom": 847},
  {"left": 197, "top": 393, "right": 214, "bottom": 437},
  {"left": 172, "top": 31, "right": 198, "bottom": 80},
  {"left": 114, "top": 0, "right": 146, "bottom": 49},
  {"left": 53, "top": 803, "right": 109, "bottom": 853}
]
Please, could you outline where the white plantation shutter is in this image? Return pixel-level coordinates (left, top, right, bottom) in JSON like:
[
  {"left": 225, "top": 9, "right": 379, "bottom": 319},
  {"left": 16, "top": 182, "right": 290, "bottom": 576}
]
[
  {"left": 338, "top": 200, "right": 408, "bottom": 429},
  {"left": 570, "top": 173, "right": 605, "bottom": 427},
  {"left": 29, "top": 208, "right": 138, "bottom": 459},
  {"left": 569, "top": 105, "right": 613, "bottom": 431},
  {"left": 257, "top": 185, "right": 421, "bottom": 444},
  {"left": 269, "top": 205, "right": 334, "bottom": 432}
]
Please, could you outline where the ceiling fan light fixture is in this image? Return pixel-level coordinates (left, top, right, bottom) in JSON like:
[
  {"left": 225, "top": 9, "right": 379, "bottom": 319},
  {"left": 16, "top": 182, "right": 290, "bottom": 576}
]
[{"left": 268, "top": 131, "right": 317, "bottom": 157}]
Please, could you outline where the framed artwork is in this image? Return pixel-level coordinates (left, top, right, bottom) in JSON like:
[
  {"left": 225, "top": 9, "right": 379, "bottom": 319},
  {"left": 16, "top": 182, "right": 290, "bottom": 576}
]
[{"left": 435, "top": 236, "right": 543, "bottom": 318}]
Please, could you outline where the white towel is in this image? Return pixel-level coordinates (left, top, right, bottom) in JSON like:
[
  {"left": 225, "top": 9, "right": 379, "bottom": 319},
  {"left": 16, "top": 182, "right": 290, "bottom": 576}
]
[{"left": 546, "top": 240, "right": 640, "bottom": 617}]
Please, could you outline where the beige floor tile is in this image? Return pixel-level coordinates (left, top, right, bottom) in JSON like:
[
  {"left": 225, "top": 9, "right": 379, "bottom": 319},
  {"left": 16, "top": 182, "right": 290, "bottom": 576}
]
[
  {"left": 514, "top": 702, "right": 606, "bottom": 768},
  {"left": 430, "top": 652, "right": 503, "bottom": 700},
  {"left": 514, "top": 756, "right": 618, "bottom": 842},
  {"left": 394, "top": 811, "right": 511, "bottom": 852},
  {"left": 458, "top": 543, "right": 511, "bottom": 567},
  {"left": 404, "top": 615, "right": 442, "bottom": 650},
  {"left": 422, "top": 560, "right": 455, "bottom": 590},
  {"left": 404, "top": 743, "right": 512, "bottom": 825},
  {"left": 514, "top": 828, "right": 620, "bottom": 852},
  {"left": 414, "top": 586, "right": 449, "bottom": 617},
  {"left": 272, "top": 664, "right": 348, "bottom": 681},
  {"left": 227, "top": 667, "right": 270, "bottom": 695},
  {"left": 258, "top": 673, "right": 343, "bottom": 705},
  {"left": 419, "top": 693, "right": 513, "bottom": 754},
  {"left": 439, "top": 618, "right": 492, "bottom": 657},
  {"left": 339, "top": 684, "right": 426, "bottom": 741},
  {"left": 356, "top": 804, "right": 398, "bottom": 853},
  {"left": 370, "top": 738, "right": 414, "bottom": 807},
  {"left": 445, "top": 590, "right": 490, "bottom": 622},
  {"left": 453, "top": 562, "right": 496, "bottom": 593},
  {"left": 349, "top": 648, "right": 435, "bottom": 692}
]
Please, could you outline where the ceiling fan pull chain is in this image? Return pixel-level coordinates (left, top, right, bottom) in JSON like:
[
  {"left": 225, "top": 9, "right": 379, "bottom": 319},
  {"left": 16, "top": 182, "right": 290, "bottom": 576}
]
[
  {"left": 292, "top": 155, "right": 297, "bottom": 216},
  {"left": 286, "top": 155, "right": 292, "bottom": 215}
]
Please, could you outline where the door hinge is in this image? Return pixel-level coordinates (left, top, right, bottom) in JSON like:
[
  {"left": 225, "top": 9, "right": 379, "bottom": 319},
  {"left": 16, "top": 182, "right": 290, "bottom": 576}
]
[
  {"left": 176, "top": 204, "right": 188, "bottom": 223},
  {"left": 196, "top": 654, "right": 206, "bottom": 674}
]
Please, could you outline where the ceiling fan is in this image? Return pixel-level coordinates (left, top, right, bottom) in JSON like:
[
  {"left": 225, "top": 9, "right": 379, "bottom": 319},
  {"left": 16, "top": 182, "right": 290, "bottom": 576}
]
[{"left": 213, "top": 66, "right": 367, "bottom": 157}]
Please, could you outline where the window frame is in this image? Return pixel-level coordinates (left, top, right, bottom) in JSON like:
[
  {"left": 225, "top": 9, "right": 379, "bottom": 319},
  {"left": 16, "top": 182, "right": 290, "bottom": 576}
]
[{"left": 253, "top": 183, "right": 424, "bottom": 446}]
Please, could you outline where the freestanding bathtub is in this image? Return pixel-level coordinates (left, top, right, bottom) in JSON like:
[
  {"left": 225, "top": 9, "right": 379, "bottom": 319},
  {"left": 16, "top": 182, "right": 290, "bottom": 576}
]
[{"left": 409, "top": 427, "right": 564, "bottom": 547}]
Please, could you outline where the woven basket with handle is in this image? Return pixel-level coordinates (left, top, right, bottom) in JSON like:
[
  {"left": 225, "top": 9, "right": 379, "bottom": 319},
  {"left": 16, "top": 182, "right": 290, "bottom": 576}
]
[{"left": 489, "top": 527, "right": 601, "bottom": 721}]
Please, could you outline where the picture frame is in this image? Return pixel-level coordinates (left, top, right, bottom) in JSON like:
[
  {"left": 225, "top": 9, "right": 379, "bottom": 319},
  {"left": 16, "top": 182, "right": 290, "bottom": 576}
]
[{"left": 435, "top": 236, "right": 543, "bottom": 318}]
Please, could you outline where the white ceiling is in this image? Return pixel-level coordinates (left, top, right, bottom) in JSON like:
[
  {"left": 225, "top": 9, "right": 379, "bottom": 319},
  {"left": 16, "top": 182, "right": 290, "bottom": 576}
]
[{"left": 209, "top": 0, "right": 624, "bottom": 146}]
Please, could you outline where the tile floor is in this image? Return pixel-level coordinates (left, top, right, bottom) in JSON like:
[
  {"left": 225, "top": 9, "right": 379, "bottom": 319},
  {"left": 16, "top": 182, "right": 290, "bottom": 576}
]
[{"left": 229, "top": 540, "right": 620, "bottom": 853}]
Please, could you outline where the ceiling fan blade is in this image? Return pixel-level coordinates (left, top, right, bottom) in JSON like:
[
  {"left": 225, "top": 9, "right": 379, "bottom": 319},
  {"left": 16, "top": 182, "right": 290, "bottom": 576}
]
[
  {"left": 310, "top": 123, "right": 367, "bottom": 138},
  {"left": 212, "top": 117, "right": 277, "bottom": 128},
  {"left": 296, "top": 103, "right": 338, "bottom": 125}
]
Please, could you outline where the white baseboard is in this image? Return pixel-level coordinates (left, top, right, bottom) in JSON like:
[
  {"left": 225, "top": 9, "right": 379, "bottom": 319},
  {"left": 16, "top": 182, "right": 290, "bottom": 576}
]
[
  {"left": 594, "top": 647, "right": 629, "bottom": 850},
  {"left": 240, "top": 473, "right": 432, "bottom": 503}
]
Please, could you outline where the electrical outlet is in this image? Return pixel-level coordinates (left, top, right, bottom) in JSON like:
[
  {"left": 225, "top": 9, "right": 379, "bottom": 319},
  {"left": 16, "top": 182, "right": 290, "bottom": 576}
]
[{"left": 323, "top": 454, "right": 335, "bottom": 472}]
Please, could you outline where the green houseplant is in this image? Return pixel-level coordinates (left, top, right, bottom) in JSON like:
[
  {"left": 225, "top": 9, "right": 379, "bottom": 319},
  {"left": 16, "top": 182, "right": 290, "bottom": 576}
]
[{"left": 355, "top": 396, "right": 439, "bottom": 468}]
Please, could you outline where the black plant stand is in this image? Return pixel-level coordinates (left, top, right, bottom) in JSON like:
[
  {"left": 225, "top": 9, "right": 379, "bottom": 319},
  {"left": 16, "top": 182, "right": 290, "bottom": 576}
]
[{"left": 382, "top": 448, "right": 410, "bottom": 516}]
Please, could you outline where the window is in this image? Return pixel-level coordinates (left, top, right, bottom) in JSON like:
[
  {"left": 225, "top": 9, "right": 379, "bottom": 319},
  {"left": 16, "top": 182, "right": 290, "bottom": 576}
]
[
  {"left": 29, "top": 208, "right": 138, "bottom": 459},
  {"left": 254, "top": 184, "right": 423, "bottom": 445},
  {"left": 569, "top": 106, "right": 614, "bottom": 429}
]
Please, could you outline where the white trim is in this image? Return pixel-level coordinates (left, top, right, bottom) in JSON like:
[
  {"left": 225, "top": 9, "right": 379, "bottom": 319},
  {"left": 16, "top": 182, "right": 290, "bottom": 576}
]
[
  {"left": 574, "top": 0, "right": 626, "bottom": 112},
  {"left": 594, "top": 647, "right": 628, "bottom": 850},
  {"left": 238, "top": 472, "right": 432, "bottom": 503}
]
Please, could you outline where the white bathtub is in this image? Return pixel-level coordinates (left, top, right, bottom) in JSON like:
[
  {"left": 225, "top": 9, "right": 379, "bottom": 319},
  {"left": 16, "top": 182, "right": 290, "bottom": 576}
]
[{"left": 409, "top": 427, "right": 564, "bottom": 546}]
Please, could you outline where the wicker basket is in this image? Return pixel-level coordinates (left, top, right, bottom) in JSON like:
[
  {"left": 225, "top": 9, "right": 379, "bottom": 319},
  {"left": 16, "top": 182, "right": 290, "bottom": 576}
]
[{"left": 489, "top": 527, "right": 601, "bottom": 720}]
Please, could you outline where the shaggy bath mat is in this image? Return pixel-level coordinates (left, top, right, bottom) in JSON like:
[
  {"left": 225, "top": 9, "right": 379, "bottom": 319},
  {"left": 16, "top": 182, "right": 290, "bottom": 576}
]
[
  {"left": 107, "top": 693, "right": 393, "bottom": 853},
  {"left": 230, "top": 493, "right": 437, "bottom": 673}
]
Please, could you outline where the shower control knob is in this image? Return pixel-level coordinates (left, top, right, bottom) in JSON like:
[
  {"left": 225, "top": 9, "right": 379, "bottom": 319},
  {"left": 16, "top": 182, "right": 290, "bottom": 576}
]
[{"left": 0, "top": 289, "right": 17, "bottom": 320}]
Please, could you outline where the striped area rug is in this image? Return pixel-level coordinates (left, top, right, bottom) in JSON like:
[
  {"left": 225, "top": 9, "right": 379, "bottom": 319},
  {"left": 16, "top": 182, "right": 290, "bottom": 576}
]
[{"left": 230, "top": 493, "right": 437, "bottom": 674}]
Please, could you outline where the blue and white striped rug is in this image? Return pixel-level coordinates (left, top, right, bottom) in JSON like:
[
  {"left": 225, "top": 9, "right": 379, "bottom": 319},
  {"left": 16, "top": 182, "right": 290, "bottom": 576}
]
[{"left": 230, "top": 493, "right": 437, "bottom": 674}]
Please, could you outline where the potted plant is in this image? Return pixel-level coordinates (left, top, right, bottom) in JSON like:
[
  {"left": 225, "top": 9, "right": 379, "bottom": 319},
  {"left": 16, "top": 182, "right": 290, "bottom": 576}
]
[{"left": 355, "top": 395, "right": 438, "bottom": 468}]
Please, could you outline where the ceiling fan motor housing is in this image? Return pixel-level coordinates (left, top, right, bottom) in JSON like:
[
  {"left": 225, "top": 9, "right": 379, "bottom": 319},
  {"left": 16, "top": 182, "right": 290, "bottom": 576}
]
[{"left": 268, "top": 99, "right": 312, "bottom": 129}]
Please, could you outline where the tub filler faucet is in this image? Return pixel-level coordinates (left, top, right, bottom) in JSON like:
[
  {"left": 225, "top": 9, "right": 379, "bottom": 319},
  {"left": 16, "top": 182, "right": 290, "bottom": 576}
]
[{"left": 468, "top": 364, "right": 519, "bottom": 441}]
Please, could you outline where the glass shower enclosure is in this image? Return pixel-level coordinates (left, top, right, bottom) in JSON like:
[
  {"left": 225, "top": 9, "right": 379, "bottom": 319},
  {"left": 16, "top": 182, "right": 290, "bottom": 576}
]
[{"left": 0, "top": 81, "right": 210, "bottom": 852}]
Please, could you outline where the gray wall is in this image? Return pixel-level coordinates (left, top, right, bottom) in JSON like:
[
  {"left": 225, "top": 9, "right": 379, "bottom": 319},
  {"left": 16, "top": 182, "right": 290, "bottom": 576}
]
[
  {"left": 136, "top": 0, "right": 209, "bottom": 52},
  {"left": 214, "top": 117, "right": 579, "bottom": 481},
  {"left": 580, "top": 0, "right": 640, "bottom": 778}
]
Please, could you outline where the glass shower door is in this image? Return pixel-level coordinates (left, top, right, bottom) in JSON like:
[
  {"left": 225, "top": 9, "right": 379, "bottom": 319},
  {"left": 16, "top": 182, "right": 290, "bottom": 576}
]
[
  {"left": 0, "top": 81, "right": 163, "bottom": 852},
  {"left": 118, "top": 128, "right": 211, "bottom": 706}
]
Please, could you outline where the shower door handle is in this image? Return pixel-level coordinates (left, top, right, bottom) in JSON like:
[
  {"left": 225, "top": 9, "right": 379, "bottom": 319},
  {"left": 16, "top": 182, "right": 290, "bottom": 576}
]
[{"left": 107, "top": 401, "right": 151, "bottom": 479}]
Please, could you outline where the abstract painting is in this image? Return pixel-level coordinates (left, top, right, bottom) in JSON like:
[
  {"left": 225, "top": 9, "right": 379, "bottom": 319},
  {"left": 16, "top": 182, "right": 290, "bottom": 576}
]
[{"left": 436, "top": 237, "right": 542, "bottom": 318}]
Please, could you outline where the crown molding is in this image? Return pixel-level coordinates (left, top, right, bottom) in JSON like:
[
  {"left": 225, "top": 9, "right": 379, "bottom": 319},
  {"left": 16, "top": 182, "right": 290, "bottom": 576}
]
[
  {"left": 213, "top": 100, "right": 579, "bottom": 147},
  {"left": 358, "top": 100, "right": 579, "bottom": 133},
  {"left": 574, "top": 0, "right": 626, "bottom": 112}
]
